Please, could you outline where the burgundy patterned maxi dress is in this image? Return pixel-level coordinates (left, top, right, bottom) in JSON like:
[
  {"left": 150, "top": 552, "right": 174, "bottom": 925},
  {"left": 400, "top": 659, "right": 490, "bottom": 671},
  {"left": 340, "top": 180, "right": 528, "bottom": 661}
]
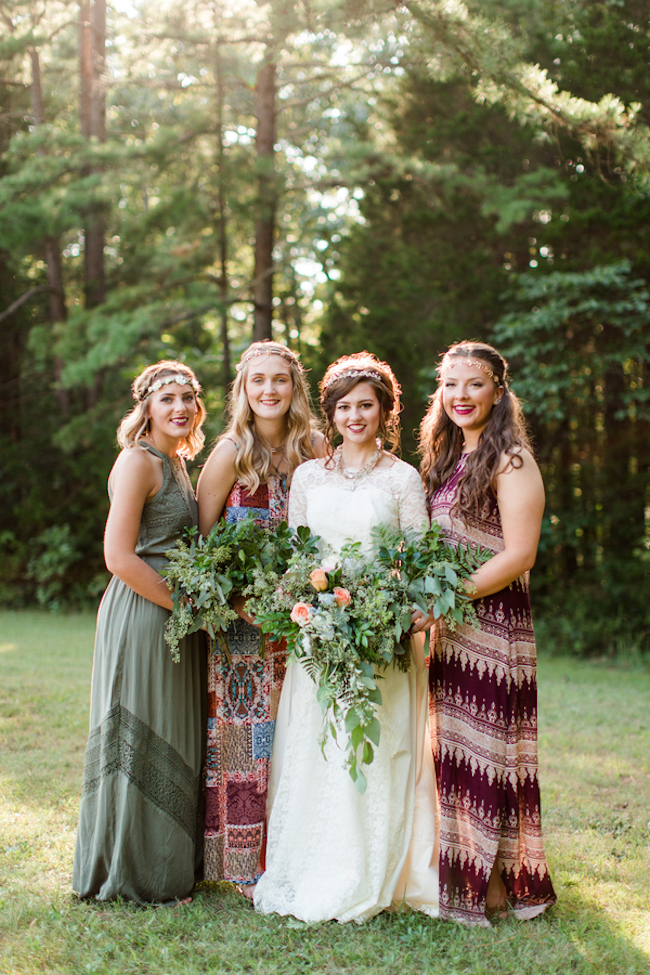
[
  {"left": 429, "top": 455, "right": 556, "bottom": 925},
  {"left": 203, "top": 473, "right": 287, "bottom": 886}
]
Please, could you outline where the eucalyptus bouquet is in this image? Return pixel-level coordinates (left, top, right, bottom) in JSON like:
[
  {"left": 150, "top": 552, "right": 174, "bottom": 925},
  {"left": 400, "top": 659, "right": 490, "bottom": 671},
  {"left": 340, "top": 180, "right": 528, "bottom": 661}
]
[
  {"left": 246, "top": 525, "right": 490, "bottom": 793},
  {"left": 162, "top": 516, "right": 318, "bottom": 662},
  {"left": 370, "top": 522, "right": 490, "bottom": 627}
]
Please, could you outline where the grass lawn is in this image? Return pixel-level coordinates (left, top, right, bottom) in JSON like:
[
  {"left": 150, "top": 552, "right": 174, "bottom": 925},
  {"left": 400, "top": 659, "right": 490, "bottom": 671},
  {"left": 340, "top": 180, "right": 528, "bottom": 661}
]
[{"left": 0, "top": 609, "right": 649, "bottom": 975}]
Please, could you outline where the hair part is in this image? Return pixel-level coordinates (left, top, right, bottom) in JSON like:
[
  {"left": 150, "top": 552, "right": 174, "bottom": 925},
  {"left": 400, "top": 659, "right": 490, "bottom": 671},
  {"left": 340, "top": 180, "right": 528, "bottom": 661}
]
[
  {"left": 319, "top": 352, "right": 402, "bottom": 464},
  {"left": 117, "top": 360, "right": 206, "bottom": 460},
  {"left": 222, "top": 341, "right": 318, "bottom": 492},
  {"left": 419, "top": 341, "right": 532, "bottom": 518}
]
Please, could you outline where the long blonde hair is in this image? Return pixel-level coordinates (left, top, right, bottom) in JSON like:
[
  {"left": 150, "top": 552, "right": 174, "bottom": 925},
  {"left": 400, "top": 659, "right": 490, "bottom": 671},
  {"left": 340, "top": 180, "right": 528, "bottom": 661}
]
[
  {"left": 222, "top": 341, "right": 317, "bottom": 492},
  {"left": 117, "top": 360, "right": 206, "bottom": 460},
  {"left": 418, "top": 341, "right": 531, "bottom": 516}
]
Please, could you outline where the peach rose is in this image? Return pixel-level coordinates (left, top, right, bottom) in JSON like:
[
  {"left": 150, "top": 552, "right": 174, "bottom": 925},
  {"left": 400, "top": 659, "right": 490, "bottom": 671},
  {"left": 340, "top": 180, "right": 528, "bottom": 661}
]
[
  {"left": 333, "top": 587, "right": 351, "bottom": 608},
  {"left": 290, "top": 602, "right": 313, "bottom": 626},
  {"left": 309, "top": 567, "right": 329, "bottom": 592}
]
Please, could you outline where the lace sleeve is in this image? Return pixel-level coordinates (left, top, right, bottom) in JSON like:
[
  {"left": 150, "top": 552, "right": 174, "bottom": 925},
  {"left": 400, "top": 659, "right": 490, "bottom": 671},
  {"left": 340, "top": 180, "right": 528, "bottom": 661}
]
[
  {"left": 397, "top": 463, "right": 429, "bottom": 533},
  {"left": 288, "top": 463, "right": 310, "bottom": 529}
]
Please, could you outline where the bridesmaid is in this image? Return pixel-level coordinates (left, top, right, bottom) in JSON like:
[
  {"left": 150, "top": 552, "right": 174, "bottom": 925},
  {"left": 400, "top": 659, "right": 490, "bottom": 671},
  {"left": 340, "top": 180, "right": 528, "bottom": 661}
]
[
  {"left": 73, "top": 361, "right": 207, "bottom": 905},
  {"left": 420, "top": 340, "right": 556, "bottom": 925},
  {"left": 196, "top": 340, "right": 325, "bottom": 899}
]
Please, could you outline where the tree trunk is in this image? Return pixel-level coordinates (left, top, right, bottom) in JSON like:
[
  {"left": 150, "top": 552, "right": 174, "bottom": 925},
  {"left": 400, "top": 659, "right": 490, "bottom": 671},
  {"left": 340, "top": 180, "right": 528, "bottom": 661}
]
[
  {"left": 30, "top": 47, "right": 69, "bottom": 415},
  {"left": 253, "top": 59, "right": 276, "bottom": 342},
  {"left": 79, "top": 0, "right": 106, "bottom": 311},
  {"left": 215, "top": 30, "right": 231, "bottom": 390}
]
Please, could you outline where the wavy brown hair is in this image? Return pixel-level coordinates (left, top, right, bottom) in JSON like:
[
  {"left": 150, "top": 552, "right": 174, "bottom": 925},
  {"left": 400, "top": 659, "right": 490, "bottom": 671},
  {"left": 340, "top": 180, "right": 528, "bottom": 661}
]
[
  {"left": 418, "top": 341, "right": 532, "bottom": 518},
  {"left": 117, "top": 360, "right": 206, "bottom": 460},
  {"left": 319, "top": 352, "right": 402, "bottom": 465},
  {"left": 222, "top": 341, "right": 318, "bottom": 493}
]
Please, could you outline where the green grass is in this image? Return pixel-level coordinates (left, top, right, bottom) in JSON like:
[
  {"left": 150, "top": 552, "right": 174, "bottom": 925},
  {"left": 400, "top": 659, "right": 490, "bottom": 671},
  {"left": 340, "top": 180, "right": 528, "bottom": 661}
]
[{"left": 1, "top": 609, "right": 649, "bottom": 975}]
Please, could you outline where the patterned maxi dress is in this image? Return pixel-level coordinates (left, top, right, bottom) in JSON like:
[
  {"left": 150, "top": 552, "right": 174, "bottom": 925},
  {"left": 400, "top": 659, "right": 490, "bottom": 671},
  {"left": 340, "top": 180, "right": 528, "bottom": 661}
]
[
  {"left": 429, "top": 454, "right": 556, "bottom": 925},
  {"left": 73, "top": 443, "right": 207, "bottom": 904},
  {"left": 203, "top": 473, "right": 288, "bottom": 886}
]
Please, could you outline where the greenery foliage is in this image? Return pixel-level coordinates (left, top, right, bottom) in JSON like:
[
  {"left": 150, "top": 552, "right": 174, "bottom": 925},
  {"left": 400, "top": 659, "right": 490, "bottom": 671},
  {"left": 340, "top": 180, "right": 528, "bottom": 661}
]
[
  {"left": 247, "top": 522, "right": 488, "bottom": 790},
  {"left": 163, "top": 516, "right": 319, "bottom": 659},
  {"left": 1, "top": 0, "right": 649, "bottom": 655}
]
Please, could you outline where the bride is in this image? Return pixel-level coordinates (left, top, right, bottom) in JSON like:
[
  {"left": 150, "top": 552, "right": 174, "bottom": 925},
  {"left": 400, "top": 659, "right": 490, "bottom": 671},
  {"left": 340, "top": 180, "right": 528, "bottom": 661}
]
[{"left": 254, "top": 353, "right": 439, "bottom": 923}]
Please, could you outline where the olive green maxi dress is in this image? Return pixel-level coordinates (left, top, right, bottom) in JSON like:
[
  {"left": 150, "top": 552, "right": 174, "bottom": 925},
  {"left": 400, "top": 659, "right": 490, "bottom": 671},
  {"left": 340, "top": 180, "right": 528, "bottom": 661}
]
[{"left": 73, "top": 443, "right": 207, "bottom": 904}]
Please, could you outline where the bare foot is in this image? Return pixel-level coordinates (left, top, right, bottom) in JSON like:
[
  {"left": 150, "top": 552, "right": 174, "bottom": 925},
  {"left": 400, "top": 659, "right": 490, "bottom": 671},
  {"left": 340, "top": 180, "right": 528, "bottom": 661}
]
[
  {"left": 236, "top": 884, "right": 256, "bottom": 902},
  {"left": 154, "top": 896, "right": 192, "bottom": 909},
  {"left": 485, "top": 862, "right": 508, "bottom": 912}
]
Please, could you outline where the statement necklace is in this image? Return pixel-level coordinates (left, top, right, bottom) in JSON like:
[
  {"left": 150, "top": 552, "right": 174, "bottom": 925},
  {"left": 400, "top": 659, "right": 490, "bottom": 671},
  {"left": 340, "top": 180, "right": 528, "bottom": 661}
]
[{"left": 334, "top": 443, "right": 383, "bottom": 490}]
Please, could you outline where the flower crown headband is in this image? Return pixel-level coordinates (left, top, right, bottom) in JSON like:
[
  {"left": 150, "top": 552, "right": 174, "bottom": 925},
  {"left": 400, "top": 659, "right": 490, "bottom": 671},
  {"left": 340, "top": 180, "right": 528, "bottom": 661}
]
[
  {"left": 439, "top": 355, "right": 502, "bottom": 384},
  {"left": 321, "top": 367, "right": 384, "bottom": 391},
  {"left": 237, "top": 346, "right": 301, "bottom": 370},
  {"left": 138, "top": 374, "right": 201, "bottom": 401}
]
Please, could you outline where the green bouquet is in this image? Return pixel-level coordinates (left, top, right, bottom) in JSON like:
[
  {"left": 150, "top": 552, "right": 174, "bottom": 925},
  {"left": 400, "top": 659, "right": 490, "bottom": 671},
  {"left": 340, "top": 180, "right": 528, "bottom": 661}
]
[{"left": 162, "top": 515, "right": 319, "bottom": 662}]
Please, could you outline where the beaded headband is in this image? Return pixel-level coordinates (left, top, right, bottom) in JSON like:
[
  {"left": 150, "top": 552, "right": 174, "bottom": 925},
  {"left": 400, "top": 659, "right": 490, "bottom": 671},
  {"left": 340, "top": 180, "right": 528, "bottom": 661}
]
[
  {"left": 321, "top": 368, "right": 383, "bottom": 391},
  {"left": 238, "top": 346, "right": 300, "bottom": 369},
  {"left": 138, "top": 374, "right": 201, "bottom": 401},
  {"left": 439, "top": 355, "right": 500, "bottom": 383}
]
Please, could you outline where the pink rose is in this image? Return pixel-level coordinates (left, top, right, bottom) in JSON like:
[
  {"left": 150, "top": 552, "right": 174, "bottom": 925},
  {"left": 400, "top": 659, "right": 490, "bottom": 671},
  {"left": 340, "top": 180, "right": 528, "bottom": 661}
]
[
  {"left": 309, "top": 568, "right": 329, "bottom": 592},
  {"left": 290, "top": 602, "right": 313, "bottom": 626},
  {"left": 333, "top": 587, "right": 351, "bottom": 608}
]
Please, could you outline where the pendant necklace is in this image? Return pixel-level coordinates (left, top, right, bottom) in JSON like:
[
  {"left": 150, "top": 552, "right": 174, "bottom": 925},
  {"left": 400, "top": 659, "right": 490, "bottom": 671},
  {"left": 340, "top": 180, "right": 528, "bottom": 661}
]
[{"left": 265, "top": 441, "right": 287, "bottom": 477}]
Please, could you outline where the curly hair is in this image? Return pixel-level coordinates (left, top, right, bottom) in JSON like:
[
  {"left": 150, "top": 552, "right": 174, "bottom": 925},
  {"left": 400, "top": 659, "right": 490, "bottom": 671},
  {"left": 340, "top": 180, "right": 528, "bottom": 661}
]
[
  {"left": 319, "top": 352, "right": 402, "bottom": 465},
  {"left": 418, "top": 341, "right": 532, "bottom": 518},
  {"left": 117, "top": 360, "right": 206, "bottom": 460},
  {"left": 221, "top": 341, "right": 318, "bottom": 493}
]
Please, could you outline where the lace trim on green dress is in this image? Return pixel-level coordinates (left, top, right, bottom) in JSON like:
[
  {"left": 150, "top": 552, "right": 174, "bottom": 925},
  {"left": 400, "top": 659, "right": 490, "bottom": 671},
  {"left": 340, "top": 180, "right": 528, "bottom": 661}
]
[{"left": 81, "top": 703, "right": 199, "bottom": 841}]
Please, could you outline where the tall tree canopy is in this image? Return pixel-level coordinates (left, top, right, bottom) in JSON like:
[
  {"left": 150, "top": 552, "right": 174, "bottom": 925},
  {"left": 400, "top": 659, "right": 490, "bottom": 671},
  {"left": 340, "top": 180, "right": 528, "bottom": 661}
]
[{"left": 0, "top": 0, "right": 648, "bottom": 651}]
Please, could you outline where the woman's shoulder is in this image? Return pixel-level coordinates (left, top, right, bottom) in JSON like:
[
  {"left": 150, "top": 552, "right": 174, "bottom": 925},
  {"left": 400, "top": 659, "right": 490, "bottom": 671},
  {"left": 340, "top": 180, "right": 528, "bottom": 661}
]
[
  {"left": 382, "top": 455, "right": 424, "bottom": 485},
  {"left": 108, "top": 444, "right": 160, "bottom": 497},
  {"left": 292, "top": 457, "right": 324, "bottom": 479},
  {"left": 310, "top": 430, "right": 327, "bottom": 459},
  {"left": 496, "top": 445, "right": 539, "bottom": 477},
  {"left": 111, "top": 443, "right": 160, "bottom": 476},
  {"left": 199, "top": 435, "right": 239, "bottom": 478}
]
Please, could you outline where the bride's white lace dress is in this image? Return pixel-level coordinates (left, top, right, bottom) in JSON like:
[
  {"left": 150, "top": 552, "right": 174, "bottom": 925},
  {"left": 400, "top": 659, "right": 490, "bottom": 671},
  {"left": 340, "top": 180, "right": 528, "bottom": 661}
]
[{"left": 254, "top": 457, "right": 439, "bottom": 923}]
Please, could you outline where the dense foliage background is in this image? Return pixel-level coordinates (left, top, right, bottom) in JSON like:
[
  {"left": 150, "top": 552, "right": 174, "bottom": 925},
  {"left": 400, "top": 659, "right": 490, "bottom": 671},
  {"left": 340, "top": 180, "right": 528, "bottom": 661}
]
[{"left": 1, "top": 0, "right": 649, "bottom": 656}]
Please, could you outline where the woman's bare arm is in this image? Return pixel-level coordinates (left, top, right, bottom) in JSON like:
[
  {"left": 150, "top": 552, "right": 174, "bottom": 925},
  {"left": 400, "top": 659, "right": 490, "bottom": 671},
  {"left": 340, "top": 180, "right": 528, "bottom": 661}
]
[
  {"left": 196, "top": 438, "right": 239, "bottom": 537},
  {"left": 467, "top": 448, "right": 545, "bottom": 600},
  {"left": 104, "top": 449, "right": 175, "bottom": 610}
]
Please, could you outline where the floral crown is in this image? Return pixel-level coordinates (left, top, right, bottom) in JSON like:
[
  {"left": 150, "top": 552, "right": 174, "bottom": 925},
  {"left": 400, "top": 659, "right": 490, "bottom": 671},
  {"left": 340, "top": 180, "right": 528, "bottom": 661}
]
[
  {"left": 321, "top": 367, "right": 384, "bottom": 391},
  {"left": 138, "top": 373, "right": 201, "bottom": 401},
  {"left": 439, "top": 354, "right": 501, "bottom": 383}
]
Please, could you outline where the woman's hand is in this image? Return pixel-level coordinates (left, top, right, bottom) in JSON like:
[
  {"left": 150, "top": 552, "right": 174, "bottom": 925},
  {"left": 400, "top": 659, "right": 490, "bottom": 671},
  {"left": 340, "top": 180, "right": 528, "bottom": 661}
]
[
  {"left": 232, "top": 594, "right": 259, "bottom": 627},
  {"left": 410, "top": 606, "right": 434, "bottom": 634}
]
